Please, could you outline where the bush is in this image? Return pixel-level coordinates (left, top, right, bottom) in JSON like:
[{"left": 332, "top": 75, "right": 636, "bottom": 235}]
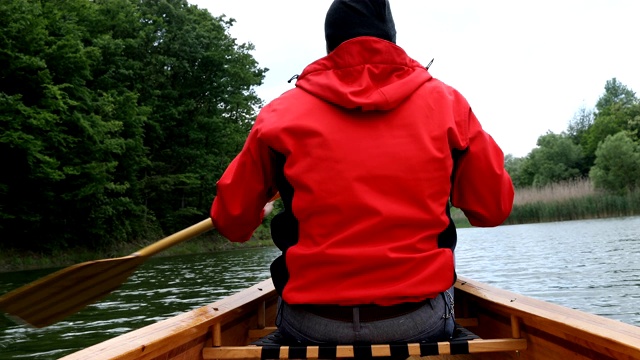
[{"left": 589, "top": 132, "right": 640, "bottom": 194}]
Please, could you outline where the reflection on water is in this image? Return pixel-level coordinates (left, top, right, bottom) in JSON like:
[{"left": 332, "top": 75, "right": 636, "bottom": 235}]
[
  {"left": 455, "top": 215, "right": 640, "bottom": 326},
  {"left": 0, "top": 247, "right": 279, "bottom": 359},
  {"left": 1, "top": 216, "right": 639, "bottom": 359}
]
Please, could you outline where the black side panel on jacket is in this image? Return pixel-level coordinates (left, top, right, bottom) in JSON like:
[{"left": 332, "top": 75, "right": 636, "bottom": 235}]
[{"left": 269, "top": 150, "right": 298, "bottom": 296}]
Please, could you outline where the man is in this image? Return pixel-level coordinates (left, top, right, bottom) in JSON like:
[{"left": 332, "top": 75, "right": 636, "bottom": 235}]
[{"left": 210, "top": 0, "right": 514, "bottom": 344}]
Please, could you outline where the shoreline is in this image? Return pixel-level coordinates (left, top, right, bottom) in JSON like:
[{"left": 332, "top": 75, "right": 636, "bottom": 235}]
[
  {"left": 0, "top": 232, "right": 273, "bottom": 274},
  {"left": 4, "top": 192, "right": 640, "bottom": 274}
]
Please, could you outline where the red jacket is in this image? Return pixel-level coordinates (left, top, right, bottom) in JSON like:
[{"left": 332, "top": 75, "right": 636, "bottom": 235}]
[{"left": 211, "top": 37, "right": 514, "bottom": 306}]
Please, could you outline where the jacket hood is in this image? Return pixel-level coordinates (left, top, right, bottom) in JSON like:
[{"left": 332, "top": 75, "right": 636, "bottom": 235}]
[{"left": 295, "top": 37, "right": 432, "bottom": 111}]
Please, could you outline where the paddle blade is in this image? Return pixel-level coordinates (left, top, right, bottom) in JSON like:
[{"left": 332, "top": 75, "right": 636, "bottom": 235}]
[{"left": 0, "top": 255, "right": 146, "bottom": 328}]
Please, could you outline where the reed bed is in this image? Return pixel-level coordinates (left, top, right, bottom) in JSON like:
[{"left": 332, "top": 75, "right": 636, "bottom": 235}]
[
  {"left": 4, "top": 180, "right": 639, "bottom": 271},
  {"left": 452, "top": 178, "right": 640, "bottom": 227},
  {"left": 513, "top": 178, "right": 595, "bottom": 206}
]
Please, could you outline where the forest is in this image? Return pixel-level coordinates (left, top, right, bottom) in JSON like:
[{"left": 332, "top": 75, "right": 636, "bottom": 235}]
[
  {"left": 1, "top": 0, "right": 266, "bottom": 252},
  {"left": 1, "top": 0, "right": 640, "bottom": 254}
]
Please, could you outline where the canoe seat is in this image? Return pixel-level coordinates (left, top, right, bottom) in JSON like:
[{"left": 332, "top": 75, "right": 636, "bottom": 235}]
[{"left": 202, "top": 318, "right": 527, "bottom": 359}]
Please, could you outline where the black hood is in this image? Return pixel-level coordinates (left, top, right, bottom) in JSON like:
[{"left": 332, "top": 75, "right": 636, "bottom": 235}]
[{"left": 324, "top": 0, "right": 397, "bottom": 53}]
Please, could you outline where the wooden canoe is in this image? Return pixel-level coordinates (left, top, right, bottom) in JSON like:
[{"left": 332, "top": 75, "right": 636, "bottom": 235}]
[{"left": 59, "top": 276, "right": 640, "bottom": 360}]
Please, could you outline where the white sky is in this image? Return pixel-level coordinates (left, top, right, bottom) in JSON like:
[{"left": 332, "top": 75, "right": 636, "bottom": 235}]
[{"left": 190, "top": 0, "right": 640, "bottom": 157}]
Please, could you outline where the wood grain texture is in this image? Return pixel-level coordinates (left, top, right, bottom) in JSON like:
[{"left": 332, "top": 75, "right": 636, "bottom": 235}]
[{"left": 59, "top": 276, "right": 640, "bottom": 360}]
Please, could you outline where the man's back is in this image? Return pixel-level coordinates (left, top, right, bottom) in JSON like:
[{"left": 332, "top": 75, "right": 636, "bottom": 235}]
[{"left": 210, "top": 0, "right": 514, "bottom": 344}]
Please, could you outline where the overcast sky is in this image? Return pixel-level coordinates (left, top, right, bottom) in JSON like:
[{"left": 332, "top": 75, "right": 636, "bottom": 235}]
[{"left": 189, "top": 0, "right": 640, "bottom": 157}]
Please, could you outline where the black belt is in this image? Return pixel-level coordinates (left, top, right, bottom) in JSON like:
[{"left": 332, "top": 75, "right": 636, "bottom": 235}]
[{"left": 298, "top": 300, "right": 429, "bottom": 322}]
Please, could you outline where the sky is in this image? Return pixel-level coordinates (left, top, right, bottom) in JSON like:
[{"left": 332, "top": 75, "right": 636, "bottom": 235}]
[{"left": 189, "top": 0, "right": 640, "bottom": 157}]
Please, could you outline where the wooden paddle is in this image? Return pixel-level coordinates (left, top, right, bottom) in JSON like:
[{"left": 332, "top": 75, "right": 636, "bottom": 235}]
[
  {"left": 0, "top": 192, "right": 280, "bottom": 328},
  {"left": 0, "top": 218, "right": 214, "bottom": 328}
]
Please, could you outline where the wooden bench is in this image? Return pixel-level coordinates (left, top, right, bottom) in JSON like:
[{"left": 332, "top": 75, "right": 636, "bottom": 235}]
[{"left": 202, "top": 317, "right": 527, "bottom": 359}]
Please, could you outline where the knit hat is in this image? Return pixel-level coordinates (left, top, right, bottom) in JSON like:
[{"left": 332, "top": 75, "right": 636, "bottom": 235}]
[{"left": 324, "top": 0, "right": 397, "bottom": 53}]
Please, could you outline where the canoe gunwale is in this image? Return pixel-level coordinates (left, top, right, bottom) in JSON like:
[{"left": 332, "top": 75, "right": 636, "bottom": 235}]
[
  {"left": 60, "top": 276, "right": 640, "bottom": 360},
  {"left": 456, "top": 276, "right": 640, "bottom": 359}
]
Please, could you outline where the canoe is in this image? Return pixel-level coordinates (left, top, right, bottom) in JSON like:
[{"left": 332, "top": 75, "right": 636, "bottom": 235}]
[{"left": 59, "top": 276, "right": 640, "bottom": 360}]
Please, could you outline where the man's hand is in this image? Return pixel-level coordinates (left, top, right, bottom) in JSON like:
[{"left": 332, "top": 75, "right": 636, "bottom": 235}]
[{"left": 263, "top": 201, "right": 275, "bottom": 217}]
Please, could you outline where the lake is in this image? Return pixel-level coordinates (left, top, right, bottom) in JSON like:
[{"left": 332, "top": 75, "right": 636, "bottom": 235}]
[{"left": 1, "top": 215, "right": 639, "bottom": 359}]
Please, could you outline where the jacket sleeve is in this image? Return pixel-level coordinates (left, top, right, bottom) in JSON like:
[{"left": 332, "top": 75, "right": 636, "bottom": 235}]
[
  {"left": 210, "top": 122, "right": 277, "bottom": 242},
  {"left": 450, "top": 108, "right": 514, "bottom": 227}
]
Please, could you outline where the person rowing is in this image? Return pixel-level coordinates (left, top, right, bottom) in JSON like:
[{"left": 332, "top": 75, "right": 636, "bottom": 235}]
[{"left": 210, "top": 0, "right": 514, "bottom": 344}]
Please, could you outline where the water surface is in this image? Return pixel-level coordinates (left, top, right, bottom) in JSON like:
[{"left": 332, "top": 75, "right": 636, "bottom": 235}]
[
  {"left": 0, "top": 247, "right": 278, "bottom": 359},
  {"left": 1, "top": 216, "right": 639, "bottom": 359},
  {"left": 456, "top": 215, "right": 640, "bottom": 326}
]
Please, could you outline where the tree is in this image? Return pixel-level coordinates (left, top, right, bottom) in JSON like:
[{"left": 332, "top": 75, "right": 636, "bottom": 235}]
[
  {"left": 133, "top": 0, "right": 267, "bottom": 232},
  {"left": 622, "top": 100, "right": 640, "bottom": 144},
  {"left": 525, "top": 132, "right": 584, "bottom": 187},
  {"left": 583, "top": 78, "right": 640, "bottom": 162},
  {"left": 0, "top": 0, "right": 266, "bottom": 251},
  {"left": 589, "top": 132, "right": 640, "bottom": 194},
  {"left": 0, "top": 0, "right": 148, "bottom": 250},
  {"left": 566, "top": 106, "right": 595, "bottom": 176},
  {"left": 567, "top": 106, "right": 594, "bottom": 145},
  {"left": 595, "top": 78, "right": 637, "bottom": 113},
  {"left": 504, "top": 154, "right": 528, "bottom": 188}
]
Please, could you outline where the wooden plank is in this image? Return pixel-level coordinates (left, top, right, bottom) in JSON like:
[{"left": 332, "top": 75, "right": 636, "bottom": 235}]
[
  {"left": 456, "top": 318, "right": 479, "bottom": 327},
  {"left": 456, "top": 276, "right": 640, "bottom": 360},
  {"left": 467, "top": 339, "right": 527, "bottom": 353},
  {"left": 248, "top": 327, "right": 278, "bottom": 340},
  {"left": 203, "top": 339, "right": 527, "bottom": 359}
]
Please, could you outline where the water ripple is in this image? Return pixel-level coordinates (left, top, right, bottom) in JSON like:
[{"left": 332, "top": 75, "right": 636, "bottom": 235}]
[
  {"left": 0, "top": 247, "right": 279, "bottom": 359},
  {"left": 2, "top": 218, "right": 639, "bottom": 359},
  {"left": 456, "top": 215, "right": 640, "bottom": 327}
]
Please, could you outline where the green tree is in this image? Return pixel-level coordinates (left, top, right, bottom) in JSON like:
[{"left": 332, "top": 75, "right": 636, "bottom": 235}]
[
  {"left": 567, "top": 106, "right": 594, "bottom": 145},
  {"left": 0, "top": 0, "right": 266, "bottom": 251},
  {"left": 133, "top": 0, "right": 267, "bottom": 232},
  {"left": 504, "top": 154, "right": 528, "bottom": 188},
  {"left": 525, "top": 132, "right": 584, "bottom": 187},
  {"left": 583, "top": 78, "right": 639, "bottom": 161},
  {"left": 589, "top": 132, "right": 640, "bottom": 194},
  {"left": 624, "top": 102, "right": 640, "bottom": 143},
  {"left": 595, "top": 78, "right": 637, "bottom": 112},
  {"left": 566, "top": 106, "right": 595, "bottom": 176},
  {"left": 0, "top": 0, "right": 148, "bottom": 250}
]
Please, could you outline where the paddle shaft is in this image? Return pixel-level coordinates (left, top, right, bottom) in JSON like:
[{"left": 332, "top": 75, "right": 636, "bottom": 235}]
[{"left": 133, "top": 218, "right": 214, "bottom": 257}]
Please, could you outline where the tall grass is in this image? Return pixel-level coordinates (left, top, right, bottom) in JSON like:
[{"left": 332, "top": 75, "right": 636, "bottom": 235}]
[
  {"left": 508, "top": 178, "right": 640, "bottom": 224},
  {"left": 5, "top": 179, "right": 640, "bottom": 271},
  {"left": 513, "top": 178, "right": 595, "bottom": 206},
  {"left": 452, "top": 178, "right": 640, "bottom": 227}
]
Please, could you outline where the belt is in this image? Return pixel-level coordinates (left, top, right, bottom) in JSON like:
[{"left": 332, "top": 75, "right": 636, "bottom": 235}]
[{"left": 298, "top": 300, "right": 429, "bottom": 322}]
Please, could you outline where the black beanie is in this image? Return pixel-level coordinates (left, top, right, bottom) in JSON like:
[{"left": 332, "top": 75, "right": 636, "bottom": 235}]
[{"left": 324, "top": 0, "right": 397, "bottom": 53}]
